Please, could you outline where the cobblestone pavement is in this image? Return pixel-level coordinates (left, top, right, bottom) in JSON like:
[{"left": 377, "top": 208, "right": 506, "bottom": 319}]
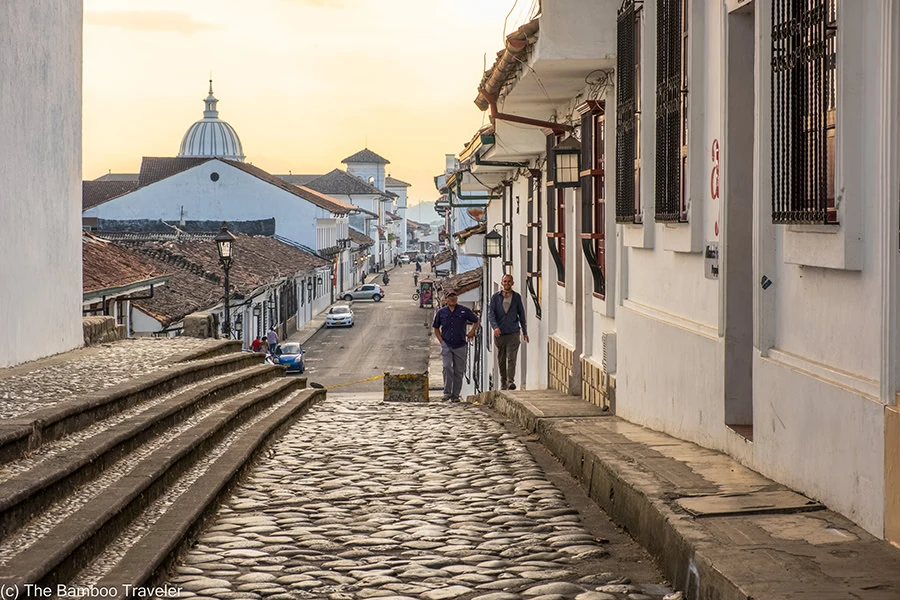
[
  {"left": 0, "top": 338, "right": 217, "bottom": 419},
  {"left": 158, "top": 393, "right": 674, "bottom": 600}
]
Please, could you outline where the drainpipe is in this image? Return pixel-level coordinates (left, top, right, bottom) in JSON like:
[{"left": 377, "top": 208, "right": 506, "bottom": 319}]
[{"left": 485, "top": 96, "right": 573, "bottom": 134}]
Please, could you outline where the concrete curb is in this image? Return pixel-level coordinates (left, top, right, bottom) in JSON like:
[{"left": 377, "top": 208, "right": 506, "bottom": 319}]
[
  {"left": 0, "top": 377, "right": 312, "bottom": 591},
  {"left": 485, "top": 390, "right": 900, "bottom": 599},
  {"left": 0, "top": 353, "right": 265, "bottom": 464}
]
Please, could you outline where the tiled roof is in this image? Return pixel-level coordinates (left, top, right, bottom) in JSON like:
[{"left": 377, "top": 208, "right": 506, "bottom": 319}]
[
  {"left": 435, "top": 266, "right": 483, "bottom": 297},
  {"left": 96, "top": 218, "right": 276, "bottom": 236},
  {"left": 475, "top": 18, "right": 540, "bottom": 111},
  {"left": 354, "top": 206, "right": 379, "bottom": 218},
  {"left": 406, "top": 218, "right": 427, "bottom": 229},
  {"left": 433, "top": 247, "right": 455, "bottom": 267},
  {"left": 348, "top": 227, "right": 374, "bottom": 247},
  {"left": 276, "top": 174, "right": 322, "bottom": 186},
  {"left": 82, "top": 234, "right": 168, "bottom": 296},
  {"left": 90, "top": 157, "right": 356, "bottom": 215},
  {"left": 94, "top": 173, "right": 139, "bottom": 182},
  {"left": 385, "top": 176, "right": 411, "bottom": 187},
  {"left": 138, "top": 157, "right": 211, "bottom": 187},
  {"left": 386, "top": 211, "right": 400, "bottom": 220},
  {"left": 341, "top": 148, "right": 390, "bottom": 165},
  {"left": 455, "top": 222, "right": 486, "bottom": 242},
  {"left": 114, "top": 234, "right": 330, "bottom": 326},
  {"left": 305, "top": 169, "right": 387, "bottom": 196},
  {"left": 83, "top": 180, "right": 139, "bottom": 211}
]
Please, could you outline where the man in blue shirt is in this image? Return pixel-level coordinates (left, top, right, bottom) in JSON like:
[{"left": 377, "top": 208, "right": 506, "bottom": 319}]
[
  {"left": 488, "top": 274, "right": 529, "bottom": 390},
  {"left": 432, "top": 289, "right": 479, "bottom": 402}
]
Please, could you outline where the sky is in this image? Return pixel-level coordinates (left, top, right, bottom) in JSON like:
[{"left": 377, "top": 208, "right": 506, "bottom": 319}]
[{"left": 82, "top": 0, "right": 539, "bottom": 208}]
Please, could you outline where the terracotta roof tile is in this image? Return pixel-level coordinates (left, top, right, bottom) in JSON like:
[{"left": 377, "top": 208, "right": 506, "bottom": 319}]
[
  {"left": 433, "top": 247, "right": 455, "bottom": 267},
  {"left": 385, "top": 176, "right": 411, "bottom": 187},
  {"left": 82, "top": 234, "right": 167, "bottom": 295},
  {"left": 305, "top": 169, "right": 388, "bottom": 196},
  {"left": 455, "top": 223, "right": 486, "bottom": 242},
  {"left": 83, "top": 180, "right": 139, "bottom": 211},
  {"left": 341, "top": 149, "right": 390, "bottom": 165},
  {"left": 348, "top": 228, "right": 374, "bottom": 247},
  {"left": 113, "top": 234, "right": 330, "bottom": 326},
  {"left": 435, "top": 266, "right": 483, "bottom": 297}
]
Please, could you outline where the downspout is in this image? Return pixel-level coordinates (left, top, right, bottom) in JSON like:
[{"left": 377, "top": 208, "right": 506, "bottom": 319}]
[{"left": 486, "top": 96, "right": 573, "bottom": 134}]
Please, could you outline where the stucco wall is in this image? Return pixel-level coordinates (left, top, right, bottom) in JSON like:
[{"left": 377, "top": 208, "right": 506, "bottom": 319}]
[
  {"left": 0, "top": 0, "right": 83, "bottom": 368},
  {"left": 754, "top": 356, "right": 885, "bottom": 536},
  {"left": 84, "top": 161, "right": 326, "bottom": 248}
]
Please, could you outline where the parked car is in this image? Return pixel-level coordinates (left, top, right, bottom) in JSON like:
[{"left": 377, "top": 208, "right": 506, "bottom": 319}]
[
  {"left": 343, "top": 284, "right": 384, "bottom": 302},
  {"left": 273, "top": 342, "right": 304, "bottom": 373},
  {"left": 325, "top": 304, "right": 354, "bottom": 327}
]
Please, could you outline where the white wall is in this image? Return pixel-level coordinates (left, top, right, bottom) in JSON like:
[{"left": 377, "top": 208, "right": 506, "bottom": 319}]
[
  {"left": 84, "top": 161, "right": 332, "bottom": 250},
  {"left": 132, "top": 308, "right": 164, "bottom": 335},
  {"left": 0, "top": 0, "right": 83, "bottom": 368},
  {"left": 346, "top": 163, "right": 385, "bottom": 192}
]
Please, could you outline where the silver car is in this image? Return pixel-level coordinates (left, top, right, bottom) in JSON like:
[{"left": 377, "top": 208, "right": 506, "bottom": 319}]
[{"left": 343, "top": 284, "right": 384, "bottom": 302}]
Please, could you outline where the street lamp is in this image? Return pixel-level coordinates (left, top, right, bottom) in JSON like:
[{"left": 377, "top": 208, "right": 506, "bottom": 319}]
[
  {"left": 553, "top": 135, "right": 582, "bottom": 188},
  {"left": 214, "top": 222, "right": 237, "bottom": 337},
  {"left": 484, "top": 228, "right": 502, "bottom": 258}
]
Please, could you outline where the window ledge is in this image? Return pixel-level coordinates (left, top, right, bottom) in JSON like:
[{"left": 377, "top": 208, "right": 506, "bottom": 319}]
[
  {"left": 621, "top": 222, "right": 655, "bottom": 249},
  {"left": 662, "top": 221, "right": 703, "bottom": 253},
  {"left": 783, "top": 225, "right": 863, "bottom": 270}
]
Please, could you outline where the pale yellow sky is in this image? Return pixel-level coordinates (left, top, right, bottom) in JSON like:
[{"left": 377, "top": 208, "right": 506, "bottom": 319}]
[{"left": 83, "top": 0, "right": 538, "bottom": 206}]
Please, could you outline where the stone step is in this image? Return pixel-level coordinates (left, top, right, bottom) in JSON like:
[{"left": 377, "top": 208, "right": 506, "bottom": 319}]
[
  {"left": 0, "top": 363, "right": 284, "bottom": 541},
  {"left": 0, "top": 351, "right": 264, "bottom": 464},
  {"left": 0, "top": 377, "right": 322, "bottom": 594}
]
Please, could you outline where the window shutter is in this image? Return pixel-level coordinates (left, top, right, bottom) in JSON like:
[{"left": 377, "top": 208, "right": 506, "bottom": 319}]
[
  {"left": 616, "top": 0, "right": 637, "bottom": 223},
  {"left": 655, "top": 0, "right": 683, "bottom": 222}
]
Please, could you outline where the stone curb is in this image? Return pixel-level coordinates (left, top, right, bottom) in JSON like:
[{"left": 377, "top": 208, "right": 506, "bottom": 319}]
[
  {"left": 96, "top": 387, "right": 326, "bottom": 599},
  {"left": 0, "top": 352, "right": 264, "bottom": 464},
  {"left": 485, "top": 391, "right": 900, "bottom": 599},
  {"left": 0, "top": 363, "right": 284, "bottom": 541},
  {"left": 0, "top": 377, "right": 312, "bottom": 590}
]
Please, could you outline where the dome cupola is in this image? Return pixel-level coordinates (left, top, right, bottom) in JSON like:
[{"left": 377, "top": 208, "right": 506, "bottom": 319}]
[{"left": 177, "top": 80, "right": 245, "bottom": 162}]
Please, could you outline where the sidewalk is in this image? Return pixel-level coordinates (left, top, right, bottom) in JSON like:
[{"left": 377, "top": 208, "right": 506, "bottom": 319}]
[{"left": 484, "top": 389, "right": 900, "bottom": 599}]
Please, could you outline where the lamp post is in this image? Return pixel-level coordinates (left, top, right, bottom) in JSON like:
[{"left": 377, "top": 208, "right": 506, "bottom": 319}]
[
  {"left": 482, "top": 227, "right": 503, "bottom": 389},
  {"left": 215, "top": 223, "right": 237, "bottom": 338},
  {"left": 553, "top": 135, "right": 582, "bottom": 188}
]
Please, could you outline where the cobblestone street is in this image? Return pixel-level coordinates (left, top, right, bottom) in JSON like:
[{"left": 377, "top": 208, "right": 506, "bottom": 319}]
[
  {"left": 158, "top": 392, "right": 673, "bottom": 600},
  {"left": 0, "top": 338, "right": 217, "bottom": 419}
]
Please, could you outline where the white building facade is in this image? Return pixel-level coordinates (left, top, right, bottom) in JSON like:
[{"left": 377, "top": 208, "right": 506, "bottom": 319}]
[
  {"left": 1, "top": 0, "right": 84, "bottom": 368},
  {"left": 449, "top": 0, "right": 900, "bottom": 542}
]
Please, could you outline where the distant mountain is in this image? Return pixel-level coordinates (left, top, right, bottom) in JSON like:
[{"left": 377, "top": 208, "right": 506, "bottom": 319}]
[{"left": 406, "top": 200, "right": 440, "bottom": 224}]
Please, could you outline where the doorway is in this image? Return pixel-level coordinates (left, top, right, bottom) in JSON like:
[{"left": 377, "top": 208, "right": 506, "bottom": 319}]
[{"left": 724, "top": 2, "right": 755, "bottom": 439}]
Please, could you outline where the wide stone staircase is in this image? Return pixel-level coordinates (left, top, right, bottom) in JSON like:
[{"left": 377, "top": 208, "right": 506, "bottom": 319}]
[{"left": 0, "top": 342, "right": 324, "bottom": 598}]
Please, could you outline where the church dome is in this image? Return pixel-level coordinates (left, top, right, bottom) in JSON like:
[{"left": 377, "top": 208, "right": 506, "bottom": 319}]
[{"left": 177, "top": 80, "right": 245, "bottom": 162}]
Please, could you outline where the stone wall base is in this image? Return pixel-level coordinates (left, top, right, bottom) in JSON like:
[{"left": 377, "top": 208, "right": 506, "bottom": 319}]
[
  {"left": 183, "top": 312, "right": 219, "bottom": 339},
  {"left": 82, "top": 317, "right": 125, "bottom": 347}
]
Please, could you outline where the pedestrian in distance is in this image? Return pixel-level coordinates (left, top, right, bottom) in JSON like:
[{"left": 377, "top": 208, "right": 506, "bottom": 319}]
[
  {"left": 250, "top": 337, "right": 262, "bottom": 352},
  {"left": 266, "top": 326, "right": 279, "bottom": 356},
  {"left": 415, "top": 260, "right": 422, "bottom": 273},
  {"left": 488, "top": 274, "right": 529, "bottom": 390},
  {"left": 382, "top": 271, "right": 390, "bottom": 285},
  {"left": 432, "top": 289, "right": 479, "bottom": 402}
]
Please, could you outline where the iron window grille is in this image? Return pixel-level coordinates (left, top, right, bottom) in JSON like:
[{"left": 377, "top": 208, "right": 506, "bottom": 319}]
[
  {"left": 655, "top": 0, "right": 689, "bottom": 222},
  {"left": 616, "top": 0, "right": 643, "bottom": 223},
  {"left": 771, "top": 0, "right": 838, "bottom": 224},
  {"left": 580, "top": 104, "right": 607, "bottom": 298},
  {"left": 546, "top": 133, "right": 566, "bottom": 284},
  {"left": 526, "top": 170, "right": 543, "bottom": 319}
]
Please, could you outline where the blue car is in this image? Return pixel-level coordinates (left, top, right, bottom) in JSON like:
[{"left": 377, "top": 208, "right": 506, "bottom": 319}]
[{"left": 274, "top": 342, "right": 304, "bottom": 373}]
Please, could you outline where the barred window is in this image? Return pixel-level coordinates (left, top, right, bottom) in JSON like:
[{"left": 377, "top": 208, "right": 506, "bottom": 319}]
[
  {"left": 546, "top": 133, "right": 567, "bottom": 284},
  {"left": 616, "top": 0, "right": 642, "bottom": 223},
  {"left": 771, "top": 0, "right": 838, "bottom": 224},
  {"left": 580, "top": 104, "right": 607, "bottom": 298},
  {"left": 526, "top": 170, "right": 542, "bottom": 319},
  {"left": 655, "top": 0, "right": 689, "bottom": 222}
]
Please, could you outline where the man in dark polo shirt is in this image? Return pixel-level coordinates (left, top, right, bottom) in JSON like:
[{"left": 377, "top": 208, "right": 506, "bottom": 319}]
[{"left": 432, "top": 289, "right": 479, "bottom": 402}]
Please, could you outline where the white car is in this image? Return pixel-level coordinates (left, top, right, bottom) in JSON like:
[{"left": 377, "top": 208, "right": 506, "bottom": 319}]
[
  {"left": 343, "top": 284, "right": 384, "bottom": 302},
  {"left": 325, "top": 304, "right": 354, "bottom": 327},
  {"left": 398, "top": 255, "right": 411, "bottom": 264}
]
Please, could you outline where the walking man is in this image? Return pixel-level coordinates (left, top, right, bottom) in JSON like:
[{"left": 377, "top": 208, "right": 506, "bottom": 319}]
[
  {"left": 266, "top": 326, "right": 279, "bottom": 356},
  {"left": 432, "top": 289, "right": 479, "bottom": 402},
  {"left": 488, "top": 274, "right": 529, "bottom": 390}
]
